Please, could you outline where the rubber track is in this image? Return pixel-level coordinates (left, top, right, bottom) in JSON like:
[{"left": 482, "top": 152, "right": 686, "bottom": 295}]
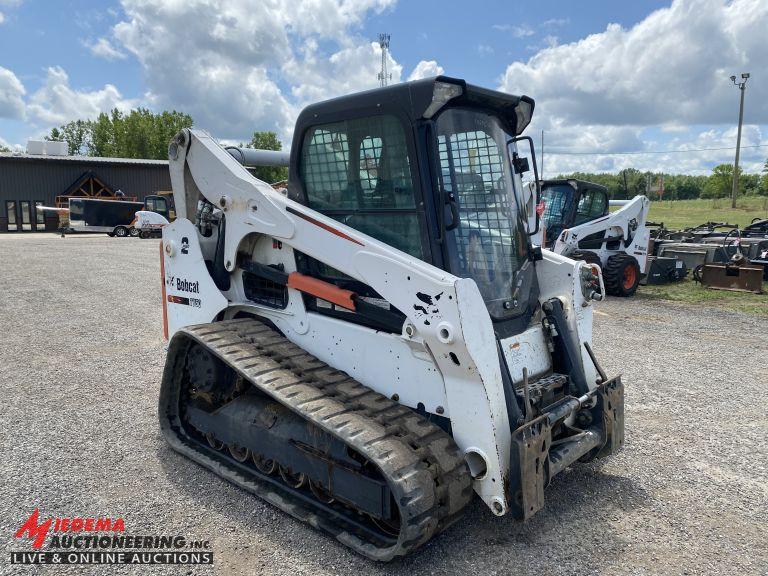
[{"left": 159, "top": 318, "right": 472, "bottom": 561}]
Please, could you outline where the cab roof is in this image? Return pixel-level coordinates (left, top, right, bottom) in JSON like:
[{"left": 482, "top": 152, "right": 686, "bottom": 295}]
[{"left": 292, "top": 76, "right": 535, "bottom": 141}]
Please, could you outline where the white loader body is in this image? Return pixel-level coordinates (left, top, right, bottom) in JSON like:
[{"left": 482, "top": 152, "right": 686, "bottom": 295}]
[{"left": 161, "top": 130, "right": 605, "bottom": 514}]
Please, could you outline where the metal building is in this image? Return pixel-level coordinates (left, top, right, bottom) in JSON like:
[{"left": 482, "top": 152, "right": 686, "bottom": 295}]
[{"left": 0, "top": 153, "right": 171, "bottom": 232}]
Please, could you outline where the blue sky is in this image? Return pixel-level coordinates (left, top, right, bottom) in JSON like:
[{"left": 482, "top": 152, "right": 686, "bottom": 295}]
[{"left": 0, "top": 0, "right": 765, "bottom": 175}]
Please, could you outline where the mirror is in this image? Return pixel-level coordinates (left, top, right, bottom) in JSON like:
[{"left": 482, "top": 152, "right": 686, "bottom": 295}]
[{"left": 507, "top": 135, "right": 541, "bottom": 236}]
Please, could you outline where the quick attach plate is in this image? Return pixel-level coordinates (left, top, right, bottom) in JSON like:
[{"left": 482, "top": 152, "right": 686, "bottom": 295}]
[{"left": 507, "top": 375, "right": 624, "bottom": 520}]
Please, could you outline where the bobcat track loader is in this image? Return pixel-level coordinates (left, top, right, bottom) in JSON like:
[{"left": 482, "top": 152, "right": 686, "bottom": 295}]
[{"left": 158, "top": 77, "right": 624, "bottom": 561}]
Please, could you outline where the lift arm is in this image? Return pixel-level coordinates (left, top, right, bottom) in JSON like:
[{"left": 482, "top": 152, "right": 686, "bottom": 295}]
[{"left": 553, "top": 195, "right": 650, "bottom": 265}]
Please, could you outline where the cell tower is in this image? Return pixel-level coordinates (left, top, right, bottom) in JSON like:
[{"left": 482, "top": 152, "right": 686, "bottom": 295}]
[{"left": 377, "top": 33, "right": 392, "bottom": 87}]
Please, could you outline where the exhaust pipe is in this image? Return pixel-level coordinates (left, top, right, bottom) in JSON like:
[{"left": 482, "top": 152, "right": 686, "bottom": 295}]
[{"left": 225, "top": 146, "right": 290, "bottom": 168}]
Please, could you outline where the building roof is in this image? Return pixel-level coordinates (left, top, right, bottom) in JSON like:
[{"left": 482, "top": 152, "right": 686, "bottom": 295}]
[{"left": 0, "top": 153, "right": 168, "bottom": 166}]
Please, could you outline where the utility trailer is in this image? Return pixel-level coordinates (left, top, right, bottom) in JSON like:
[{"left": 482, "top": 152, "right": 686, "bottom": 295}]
[{"left": 65, "top": 197, "right": 144, "bottom": 237}]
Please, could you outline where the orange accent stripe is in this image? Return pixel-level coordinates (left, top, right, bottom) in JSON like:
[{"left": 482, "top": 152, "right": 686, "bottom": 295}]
[
  {"left": 286, "top": 206, "right": 364, "bottom": 246},
  {"left": 287, "top": 272, "right": 357, "bottom": 311},
  {"left": 159, "top": 241, "right": 169, "bottom": 340}
]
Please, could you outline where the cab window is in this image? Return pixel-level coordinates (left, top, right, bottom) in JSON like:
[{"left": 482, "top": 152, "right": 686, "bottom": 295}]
[
  {"left": 574, "top": 188, "right": 608, "bottom": 225},
  {"left": 300, "top": 115, "right": 422, "bottom": 258}
]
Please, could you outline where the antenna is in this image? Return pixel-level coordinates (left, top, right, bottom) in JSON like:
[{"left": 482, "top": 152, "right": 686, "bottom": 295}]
[{"left": 377, "top": 33, "right": 392, "bottom": 87}]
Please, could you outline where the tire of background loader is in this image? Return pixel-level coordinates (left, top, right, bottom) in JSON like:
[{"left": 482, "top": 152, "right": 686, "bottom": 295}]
[
  {"left": 603, "top": 253, "right": 641, "bottom": 297},
  {"left": 571, "top": 250, "right": 602, "bottom": 267}
]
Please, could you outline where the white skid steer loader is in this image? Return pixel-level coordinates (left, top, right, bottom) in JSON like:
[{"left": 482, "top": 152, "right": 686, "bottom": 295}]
[
  {"left": 531, "top": 179, "right": 651, "bottom": 296},
  {"left": 158, "top": 77, "right": 624, "bottom": 561}
]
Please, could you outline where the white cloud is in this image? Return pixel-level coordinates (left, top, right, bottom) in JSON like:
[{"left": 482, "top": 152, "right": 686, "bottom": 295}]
[
  {"left": 111, "top": 0, "right": 397, "bottom": 142},
  {"left": 500, "top": 0, "right": 768, "bottom": 174},
  {"left": 284, "top": 40, "right": 402, "bottom": 107},
  {"left": 0, "top": 66, "right": 26, "bottom": 119},
  {"left": 0, "top": 0, "right": 22, "bottom": 22},
  {"left": 542, "top": 18, "right": 569, "bottom": 28},
  {"left": 500, "top": 0, "right": 768, "bottom": 127},
  {"left": 26, "top": 66, "right": 136, "bottom": 125},
  {"left": 407, "top": 60, "right": 444, "bottom": 81},
  {"left": 537, "top": 122, "right": 768, "bottom": 176},
  {"left": 477, "top": 44, "right": 494, "bottom": 56},
  {"left": 493, "top": 23, "right": 535, "bottom": 38},
  {"left": 85, "top": 37, "right": 126, "bottom": 60},
  {"left": 0, "top": 134, "right": 23, "bottom": 152}
]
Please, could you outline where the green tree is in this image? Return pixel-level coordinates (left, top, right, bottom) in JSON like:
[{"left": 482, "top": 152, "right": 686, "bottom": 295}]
[
  {"left": 0, "top": 143, "right": 10, "bottom": 153},
  {"left": 242, "top": 131, "right": 288, "bottom": 183},
  {"left": 702, "top": 164, "right": 739, "bottom": 199},
  {"left": 46, "top": 120, "right": 91, "bottom": 155},
  {"left": 47, "top": 108, "right": 193, "bottom": 160},
  {"left": 762, "top": 159, "right": 768, "bottom": 195},
  {"left": 666, "top": 174, "right": 706, "bottom": 200},
  {"left": 741, "top": 173, "right": 761, "bottom": 196}
]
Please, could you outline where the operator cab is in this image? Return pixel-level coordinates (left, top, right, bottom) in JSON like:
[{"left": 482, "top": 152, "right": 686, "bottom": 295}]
[
  {"left": 287, "top": 76, "right": 541, "bottom": 334},
  {"left": 540, "top": 179, "right": 609, "bottom": 248},
  {"left": 144, "top": 192, "right": 176, "bottom": 221}
]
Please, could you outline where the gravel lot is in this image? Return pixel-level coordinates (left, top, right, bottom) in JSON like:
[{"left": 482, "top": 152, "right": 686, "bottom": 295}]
[{"left": 1, "top": 233, "right": 766, "bottom": 575}]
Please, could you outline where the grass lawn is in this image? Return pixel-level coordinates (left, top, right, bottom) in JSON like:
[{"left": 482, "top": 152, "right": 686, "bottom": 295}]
[
  {"left": 645, "top": 196, "right": 768, "bottom": 229},
  {"left": 637, "top": 277, "right": 768, "bottom": 317}
]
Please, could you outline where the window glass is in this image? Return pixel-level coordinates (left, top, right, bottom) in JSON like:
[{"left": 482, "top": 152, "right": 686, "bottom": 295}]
[
  {"left": 359, "top": 136, "right": 382, "bottom": 191},
  {"left": 6, "top": 201, "right": 17, "bottom": 230},
  {"left": 299, "top": 115, "right": 422, "bottom": 258},
  {"left": 336, "top": 213, "right": 421, "bottom": 257},
  {"left": 541, "top": 184, "right": 575, "bottom": 245},
  {"left": 574, "top": 188, "right": 607, "bottom": 225},
  {"left": 301, "top": 128, "right": 350, "bottom": 210},
  {"left": 20, "top": 201, "right": 32, "bottom": 230},
  {"left": 301, "top": 115, "right": 415, "bottom": 212},
  {"left": 35, "top": 201, "right": 45, "bottom": 226},
  {"left": 69, "top": 199, "right": 83, "bottom": 224},
  {"left": 435, "top": 108, "right": 532, "bottom": 318}
]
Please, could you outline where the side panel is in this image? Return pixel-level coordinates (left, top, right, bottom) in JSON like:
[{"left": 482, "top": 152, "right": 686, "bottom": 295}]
[
  {"left": 500, "top": 324, "right": 551, "bottom": 382},
  {"left": 269, "top": 312, "right": 450, "bottom": 416},
  {"left": 162, "top": 218, "right": 228, "bottom": 330}
]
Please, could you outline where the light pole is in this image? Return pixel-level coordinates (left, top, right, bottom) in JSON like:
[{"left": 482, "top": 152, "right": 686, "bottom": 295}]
[{"left": 730, "top": 72, "right": 749, "bottom": 208}]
